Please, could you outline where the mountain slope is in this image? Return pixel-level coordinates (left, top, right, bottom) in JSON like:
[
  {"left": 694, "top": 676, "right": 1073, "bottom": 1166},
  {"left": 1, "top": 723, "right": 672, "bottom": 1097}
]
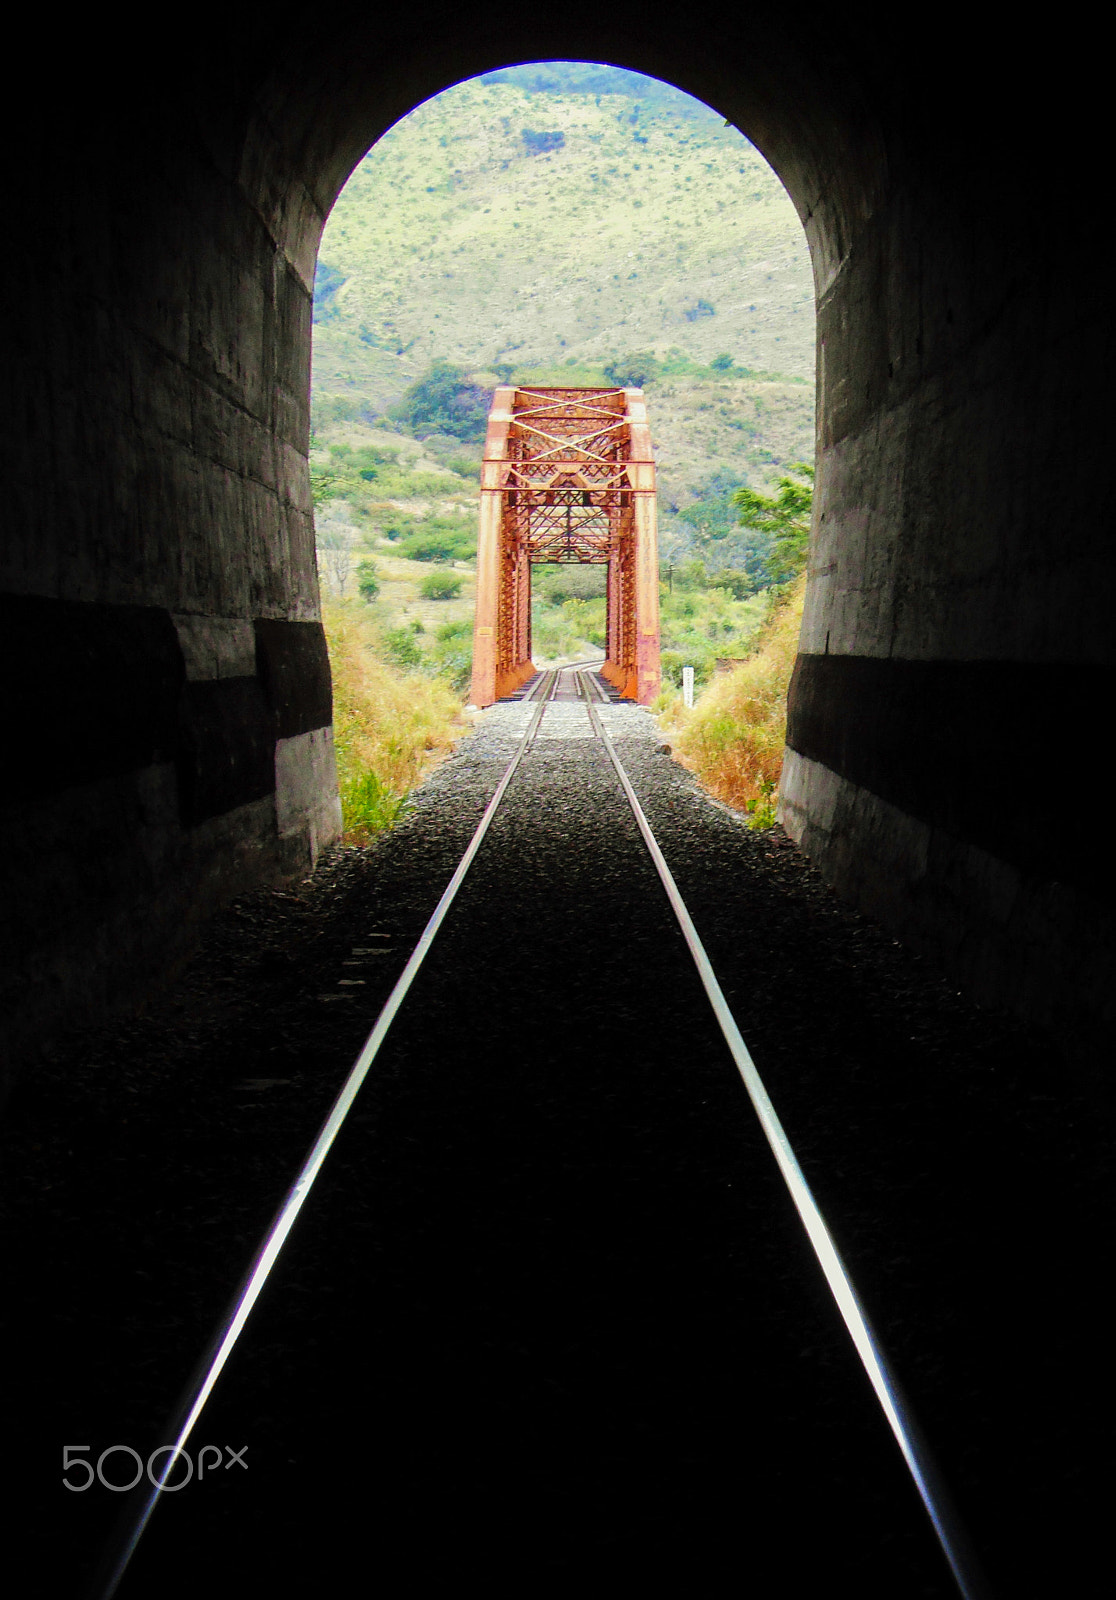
[{"left": 312, "top": 63, "right": 816, "bottom": 570}]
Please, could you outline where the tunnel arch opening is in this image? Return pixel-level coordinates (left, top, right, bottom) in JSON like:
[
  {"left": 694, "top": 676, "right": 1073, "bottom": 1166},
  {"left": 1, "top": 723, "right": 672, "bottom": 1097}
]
[{"left": 308, "top": 61, "right": 816, "bottom": 790}]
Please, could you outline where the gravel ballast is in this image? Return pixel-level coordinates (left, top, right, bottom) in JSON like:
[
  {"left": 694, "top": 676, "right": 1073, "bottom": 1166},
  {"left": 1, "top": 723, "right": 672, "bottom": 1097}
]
[{"left": 1, "top": 695, "right": 1109, "bottom": 1597}]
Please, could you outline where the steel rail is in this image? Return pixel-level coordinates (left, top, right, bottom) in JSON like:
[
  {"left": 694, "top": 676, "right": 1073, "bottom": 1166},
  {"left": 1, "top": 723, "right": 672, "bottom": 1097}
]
[
  {"left": 574, "top": 669, "right": 988, "bottom": 1600},
  {"left": 95, "top": 662, "right": 984, "bottom": 1597},
  {"left": 92, "top": 672, "right": 560, "bottom": 1599}
]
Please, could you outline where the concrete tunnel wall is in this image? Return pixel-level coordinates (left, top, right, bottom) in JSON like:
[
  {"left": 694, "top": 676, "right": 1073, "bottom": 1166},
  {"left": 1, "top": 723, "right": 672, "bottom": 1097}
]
[{"left": 1, "top": 7, "right": 1112, "bottom": 1088}]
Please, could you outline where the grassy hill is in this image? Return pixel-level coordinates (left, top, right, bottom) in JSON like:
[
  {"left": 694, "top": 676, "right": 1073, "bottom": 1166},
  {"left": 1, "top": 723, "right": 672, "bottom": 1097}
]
[{"left": 312, "top": 63, "right": 815, "bottom": 545}]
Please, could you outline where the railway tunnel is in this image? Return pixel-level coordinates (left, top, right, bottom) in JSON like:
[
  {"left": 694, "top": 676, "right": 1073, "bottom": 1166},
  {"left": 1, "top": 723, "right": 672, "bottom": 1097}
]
[{"left": 2, "top": 9, "right": 1113, "bottom": 1089}]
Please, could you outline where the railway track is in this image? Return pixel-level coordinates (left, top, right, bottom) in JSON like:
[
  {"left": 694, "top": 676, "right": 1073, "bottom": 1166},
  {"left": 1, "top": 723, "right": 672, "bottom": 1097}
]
[{"left": 95, "top": 665, "right": 987, "bottom": 1599}]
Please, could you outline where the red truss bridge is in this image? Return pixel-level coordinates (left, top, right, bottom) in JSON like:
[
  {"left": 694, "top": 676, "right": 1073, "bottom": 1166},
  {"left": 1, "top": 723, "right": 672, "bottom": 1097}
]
[{"left": 470, "top": 386, "right": 662, "bottom": 706}]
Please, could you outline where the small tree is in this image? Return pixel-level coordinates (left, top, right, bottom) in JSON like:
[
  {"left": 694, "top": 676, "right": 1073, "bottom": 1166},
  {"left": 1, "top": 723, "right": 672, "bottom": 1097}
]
[
  {"left": 732, "top": 463, "right": 814, "bottom": 585},
  {"left": 318, "top": 521, "right": 357, "bottom": 597},
  {"left": 419, "top": 569, "right": 463, "bottom": 601},
  {"left": 604, "top": 351, "right": 660, "bottom": 388},
  {"left": 389, "top": 361, "right": 492, "bottom": 441},
  {"left": 356, "top": 559, "right": 379, "bottom": 602}
]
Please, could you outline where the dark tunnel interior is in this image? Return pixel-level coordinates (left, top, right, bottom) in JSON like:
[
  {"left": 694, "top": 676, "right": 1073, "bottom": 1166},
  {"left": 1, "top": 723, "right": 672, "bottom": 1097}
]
[{"left": 1, "top": 10, "right": 1113, "bottom": 1594}]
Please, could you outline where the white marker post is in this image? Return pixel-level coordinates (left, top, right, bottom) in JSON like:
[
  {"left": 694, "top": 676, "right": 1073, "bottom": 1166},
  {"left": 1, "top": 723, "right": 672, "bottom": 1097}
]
[{"left": 682, "top": 665, "right": 695, "bottom": 708}]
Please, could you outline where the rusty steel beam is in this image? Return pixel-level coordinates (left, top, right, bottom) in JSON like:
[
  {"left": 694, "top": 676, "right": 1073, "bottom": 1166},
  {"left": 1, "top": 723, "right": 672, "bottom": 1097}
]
[{"left": 470, "top": 387, "right": 661, "bottom": 706}]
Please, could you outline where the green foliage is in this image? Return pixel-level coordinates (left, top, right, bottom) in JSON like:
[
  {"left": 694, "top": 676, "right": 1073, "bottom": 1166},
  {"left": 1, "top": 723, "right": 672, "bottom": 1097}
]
[
  {"left": 534, "top": 564, "right": 608, "bottom": 603},
  {"left": 389, "top": 361, "right": 492, "bottom": 441},
  {"left": 313, "top": 261, "right": 346, "bottom": 324},
  {"left": 311, "top": 463, "right": 359, "bottom": 507},
  {"left": 521, "top": 128, "right": 565, "bottom": 155},
  {"left": 732, "top": 462, "right": 814, "bottom": 584},
  {"left": 356, "top": 559, "right": 380, "bottom": 601},
  {"left": 659, "top": 649, "right": 714, "bottom": 690},
  {"left": 746, "top": 778, "right": 779, "bottom": 830},
  {"left": 383, "top": 627, "right": 425, "bottom": 668},
  {"left": 430, "top": 619, "right": 473, "bottom": 690},
  {"left": 604, "top": 351, "right": 661, "bottom": 387},
  {"left": 710, "top": 568, "right": 758, "bottom": 600},
  {"left": 381, "top": 513, "right": 419, "bottom": 541},
  {"left": 329, "top": 442, "right": 401, "bottom": 468},
  {"left": 394, "top": 521, "right": 477, "bottom": 562},
  {"left": 672, "top": 558, "right": 710, "bottom": 592},
  {"left": 342, "top": 770, "right": 410, "bottom": 833},
  {"left": 313, "top": 394, "right": 379, "bottom": 429},
  {"left": 710, "top": 352, "right": 735, "bottom": 372},
  {"left": 419, "top": 569, "right": 464, "bottom": 600},
  {"left": 677, "top": 471, "right": 748, "bottom": 546}
]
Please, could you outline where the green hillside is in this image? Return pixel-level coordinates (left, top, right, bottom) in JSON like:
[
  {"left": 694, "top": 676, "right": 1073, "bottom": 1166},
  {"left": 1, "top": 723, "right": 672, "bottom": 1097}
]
[
  {"left": 311, "top": 64, "right": 817, "bottom": 698},
  {"left": 312, "top": 63, "right": 815, "bottom": 560}
]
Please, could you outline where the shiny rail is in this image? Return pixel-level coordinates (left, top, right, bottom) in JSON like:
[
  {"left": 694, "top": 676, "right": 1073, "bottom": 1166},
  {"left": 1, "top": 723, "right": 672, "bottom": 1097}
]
[
  {"left": 573, "top": 670, "right": 988, "bottom": 1600},
  {"left": 94, "top": 669, "right": 561, "bottom": 1598},
  {"left": 96, "top": 664, "right": 986, "bottom": 1600}
]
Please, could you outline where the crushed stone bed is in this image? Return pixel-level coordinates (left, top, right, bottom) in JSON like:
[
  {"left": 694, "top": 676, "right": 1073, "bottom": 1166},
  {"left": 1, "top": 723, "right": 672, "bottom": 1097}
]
[{"left": 1, "top": 700, "right": 1108, "bottom": 1597}]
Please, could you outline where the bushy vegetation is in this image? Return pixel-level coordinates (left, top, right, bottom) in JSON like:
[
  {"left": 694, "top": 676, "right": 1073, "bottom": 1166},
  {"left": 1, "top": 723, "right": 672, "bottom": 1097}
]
[
  {"left": 356, "top": 559, "right": 379, "bottom": 601},
  {"left": 524, "top": 557, "right": 769, "bottom": 671},
  {"left": 323, "top": 600, "right": 464, "bottom": 839},
  {"left": 534, "top": 564, "right": 608, "bottom": 603},
  {"left": 419, "top": 569, "right": 464, "bottom": 600},
  {"left": 732, "top": 463, "right": 814, "bottom": 585},
  {"left": 389, "top": 361, "right": 492, "bottom": 441},
  {"left": 391, "top": 518, "right": 476, "bottom": 563},
  {"left": 658, "top": 574, "right": 768, "bottom": 688},
  {"left": 662, "top": 573, "right": 806, "bottom": 825}
]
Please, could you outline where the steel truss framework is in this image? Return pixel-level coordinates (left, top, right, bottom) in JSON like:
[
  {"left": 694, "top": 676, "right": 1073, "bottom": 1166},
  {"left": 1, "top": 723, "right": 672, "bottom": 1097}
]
[{"left": 471, "top": 387, "right": 661, "bottom": 705}]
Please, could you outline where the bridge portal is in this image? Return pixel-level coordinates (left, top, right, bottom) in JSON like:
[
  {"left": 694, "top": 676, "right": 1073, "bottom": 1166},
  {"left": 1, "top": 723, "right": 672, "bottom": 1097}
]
[{"left": 470, "top": 387, "right": 661, "bottom": 706}]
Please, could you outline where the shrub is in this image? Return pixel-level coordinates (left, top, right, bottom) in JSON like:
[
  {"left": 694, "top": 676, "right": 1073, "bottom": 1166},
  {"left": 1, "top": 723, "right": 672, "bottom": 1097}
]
[
  {"left": 663, "top": 574, "right": 806, "bottom": 825},
  {"left": 345, "top": 771, "right": 409, "bottom": 832},
  {"left": 522, "top": 128, "right": 565, "bottom": 155},
  {"left": 322, "top": 600, "right": 462, "bottom": 840},
  {"left": 604, "top": 351, "right": 661, "bottom": 387},
  {"left": 419, "top": 570, "right": 463, "bottom": 600},
  {"left": 383, "top": 627, "right": 424, "bottom": 669},
  {"left": 389, "top": 361, "right": 492, "bottom": 441},
  {"left": 395, "top": 523, "right": 477, "bottom": 563},
  {"left": 536, "top": 564, "right": 608, "bottom": 603},
  {"left": 356, "top": 559, "right": 379, "bottom": 602},
  {"left": 394, "top": 531, "right": 473, "bottom": 563},
  {"left": 673, "top": 558, "right": 710, "bottom": 591},
  {"left": 710, "top": 568, "right": 757, "bottom": 600},
  {"left": 431, "top": 620, "right": 473, "bottom": 690},
  {"left": 659, "top": 648, "right": 714, "bottom": 690}
]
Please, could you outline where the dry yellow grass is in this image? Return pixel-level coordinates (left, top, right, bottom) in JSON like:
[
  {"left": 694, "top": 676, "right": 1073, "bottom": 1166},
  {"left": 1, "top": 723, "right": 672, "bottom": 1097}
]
[
  {"left": 663, "top": 574, "right": 805, "bottom": 823},
  {"left": 323, "top": 599, "right": 464, "bottom": 838}
]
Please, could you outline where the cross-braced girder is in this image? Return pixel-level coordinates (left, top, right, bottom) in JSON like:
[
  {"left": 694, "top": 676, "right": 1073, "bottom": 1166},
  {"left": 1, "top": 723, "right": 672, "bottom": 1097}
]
[{"left": 471, "top": 387, "right": 661, "bottom": 706}]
